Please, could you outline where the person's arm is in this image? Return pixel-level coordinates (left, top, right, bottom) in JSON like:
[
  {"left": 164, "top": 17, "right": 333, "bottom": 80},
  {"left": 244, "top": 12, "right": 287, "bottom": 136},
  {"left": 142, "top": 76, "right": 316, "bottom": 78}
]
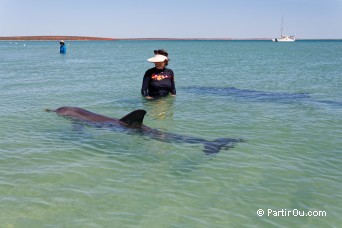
[
  {"left": 170, "top": 70, "right": 176, "bottom": 95},
  {"left": 141, "top": 70, "right": 152, "bottom": 98}
]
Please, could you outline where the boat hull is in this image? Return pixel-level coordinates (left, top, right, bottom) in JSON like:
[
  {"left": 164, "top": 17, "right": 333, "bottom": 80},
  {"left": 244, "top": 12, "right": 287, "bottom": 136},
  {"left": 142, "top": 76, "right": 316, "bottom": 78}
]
[{"left": 272, "top": 36, "right": 295, "bottom": 42}]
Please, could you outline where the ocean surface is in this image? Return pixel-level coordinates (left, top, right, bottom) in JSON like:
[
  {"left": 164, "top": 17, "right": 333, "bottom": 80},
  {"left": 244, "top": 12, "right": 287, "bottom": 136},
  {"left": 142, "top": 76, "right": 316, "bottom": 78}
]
[{"left": 0, "top": 40, "right": 341, "bottom": 227}]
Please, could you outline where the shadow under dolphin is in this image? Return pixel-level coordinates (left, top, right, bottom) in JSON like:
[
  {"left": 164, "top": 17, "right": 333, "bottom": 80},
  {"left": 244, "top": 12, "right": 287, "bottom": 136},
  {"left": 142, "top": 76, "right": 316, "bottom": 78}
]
[{"left": 46, "top": 107, "right": 243, "bottom": 154}]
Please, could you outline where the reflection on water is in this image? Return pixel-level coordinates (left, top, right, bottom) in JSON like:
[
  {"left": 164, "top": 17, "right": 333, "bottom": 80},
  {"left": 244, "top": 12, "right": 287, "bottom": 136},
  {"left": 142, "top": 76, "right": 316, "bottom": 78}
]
[{"left": 142, "top": 96, "right": 175, "bottom": 120}]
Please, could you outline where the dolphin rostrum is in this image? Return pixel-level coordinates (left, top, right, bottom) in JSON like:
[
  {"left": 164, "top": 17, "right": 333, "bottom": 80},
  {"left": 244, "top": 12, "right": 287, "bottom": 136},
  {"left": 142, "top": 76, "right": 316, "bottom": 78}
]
[{"left": 46, "top": 106, "right": 243, "bottom": 154}]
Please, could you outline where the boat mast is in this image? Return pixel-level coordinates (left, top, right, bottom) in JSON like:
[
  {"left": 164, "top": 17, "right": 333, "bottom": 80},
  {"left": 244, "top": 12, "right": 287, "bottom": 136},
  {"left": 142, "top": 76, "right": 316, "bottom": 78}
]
[{"left": 280, "top": 17, "right": 284, "bottom": 37}]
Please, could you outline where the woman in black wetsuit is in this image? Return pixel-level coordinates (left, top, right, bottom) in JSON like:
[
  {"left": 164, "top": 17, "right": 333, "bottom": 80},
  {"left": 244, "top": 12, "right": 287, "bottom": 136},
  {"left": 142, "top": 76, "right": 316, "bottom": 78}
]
[{"left": 141, "top": 49, "right": 176, "bottom": 99}]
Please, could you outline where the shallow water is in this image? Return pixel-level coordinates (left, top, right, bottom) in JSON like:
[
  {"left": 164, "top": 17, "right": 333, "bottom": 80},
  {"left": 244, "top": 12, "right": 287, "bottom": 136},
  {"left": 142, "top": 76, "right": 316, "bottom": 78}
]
[{"left": 0, "top": 40, "right": 341, "bottom": 227}]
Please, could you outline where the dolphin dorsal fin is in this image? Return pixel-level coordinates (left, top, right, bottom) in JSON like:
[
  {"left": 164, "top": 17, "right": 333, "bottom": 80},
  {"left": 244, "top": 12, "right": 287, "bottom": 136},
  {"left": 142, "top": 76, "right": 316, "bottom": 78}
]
[{"left": 120, "top": 109, "right": 147, "bottom": 127}]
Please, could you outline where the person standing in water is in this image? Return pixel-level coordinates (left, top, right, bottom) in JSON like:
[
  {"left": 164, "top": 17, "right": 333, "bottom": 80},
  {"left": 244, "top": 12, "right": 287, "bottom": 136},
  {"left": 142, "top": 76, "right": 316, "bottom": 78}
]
[
  {"left": 141, "top": 49, "right": 176, "bottom": 99},
  {"left": 59, "top": 40, "right": 66, "bottom": 54}
]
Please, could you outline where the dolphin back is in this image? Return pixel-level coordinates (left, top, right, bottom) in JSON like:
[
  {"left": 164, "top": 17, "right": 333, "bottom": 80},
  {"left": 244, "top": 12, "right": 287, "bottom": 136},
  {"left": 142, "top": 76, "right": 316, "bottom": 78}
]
[
  {"left": 120, "top": 109, "right": 147, "bottom": 127},
  {"left": 46, "top": 107, "right": 243, "bottom": 153}
]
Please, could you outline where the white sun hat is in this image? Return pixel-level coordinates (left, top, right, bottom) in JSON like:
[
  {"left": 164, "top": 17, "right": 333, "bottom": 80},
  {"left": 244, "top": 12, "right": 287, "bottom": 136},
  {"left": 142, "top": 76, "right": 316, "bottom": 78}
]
[{"left": 147, "top": 54, "right": 168, "bottom": 63}]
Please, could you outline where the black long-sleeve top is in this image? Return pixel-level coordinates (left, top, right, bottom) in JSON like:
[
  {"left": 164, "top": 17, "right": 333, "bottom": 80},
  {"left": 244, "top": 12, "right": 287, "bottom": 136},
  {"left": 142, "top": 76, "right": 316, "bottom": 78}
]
[{"left": 141, "top": 67, "right": 176, "bottom": 97}]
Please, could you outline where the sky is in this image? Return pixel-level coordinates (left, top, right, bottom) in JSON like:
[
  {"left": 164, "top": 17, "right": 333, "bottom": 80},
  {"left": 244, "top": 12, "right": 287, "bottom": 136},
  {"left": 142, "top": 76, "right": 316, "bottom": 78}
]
[{"left": 0, "top": 0, "right": 341, "bottom": 39}]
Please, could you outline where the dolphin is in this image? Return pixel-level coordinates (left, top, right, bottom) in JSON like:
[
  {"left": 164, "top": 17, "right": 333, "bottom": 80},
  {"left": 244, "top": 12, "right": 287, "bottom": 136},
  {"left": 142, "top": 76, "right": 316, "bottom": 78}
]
[
  {"left": 183, "top": 86, "right": 342, "bottom": 108},
  {"left": 183, "top": 86, "right": 311, "bottom": 102},
  {"left": 46, "top": 106, "right": 243, "bottom": 154}
]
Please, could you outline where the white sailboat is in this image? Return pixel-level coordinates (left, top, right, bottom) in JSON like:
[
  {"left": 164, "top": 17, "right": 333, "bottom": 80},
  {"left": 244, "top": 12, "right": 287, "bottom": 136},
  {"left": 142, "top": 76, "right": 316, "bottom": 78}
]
[{"left": 272, "top": 17, "right": 295, "bottom": 42}]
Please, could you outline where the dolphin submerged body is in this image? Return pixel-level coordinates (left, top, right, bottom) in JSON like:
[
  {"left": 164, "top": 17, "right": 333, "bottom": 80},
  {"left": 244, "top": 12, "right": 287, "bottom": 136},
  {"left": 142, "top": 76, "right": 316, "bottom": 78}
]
[
  {"left": 183, "top": 86, "right": 342, "bottom": 108},
  {"left": 46, "top": 107, "right": 243, "bottom": 154},
  {"left": 183, "top": 86, "right": 311, "bottom": 102}
]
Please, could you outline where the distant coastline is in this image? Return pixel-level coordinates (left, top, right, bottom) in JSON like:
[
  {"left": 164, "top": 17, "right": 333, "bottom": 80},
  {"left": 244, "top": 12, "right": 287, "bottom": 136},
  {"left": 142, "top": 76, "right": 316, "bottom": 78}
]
[
  {"left": 0, "top": 36, "right": 341, "bottom": 41},
  {"left": 0, "top": 36, "right": 115, "bottom": 41},
  {"left": 0, "top": 36, "right": 269, "bottom": 41}
]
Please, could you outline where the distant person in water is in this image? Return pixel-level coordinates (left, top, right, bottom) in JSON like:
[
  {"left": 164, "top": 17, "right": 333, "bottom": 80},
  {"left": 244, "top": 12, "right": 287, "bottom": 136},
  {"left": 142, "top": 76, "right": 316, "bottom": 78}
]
[
  {"left": 59, "top": 40, "right": 66, "bottom": 54},
  {"left": 141, "top": 49, "right": 176, "bottom": 99}
]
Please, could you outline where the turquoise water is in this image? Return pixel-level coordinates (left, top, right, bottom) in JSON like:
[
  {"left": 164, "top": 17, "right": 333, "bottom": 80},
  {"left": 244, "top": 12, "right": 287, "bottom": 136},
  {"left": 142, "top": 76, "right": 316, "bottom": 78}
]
[{"left": 0, "top": 40, "right": 341, "bottom": 227}]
